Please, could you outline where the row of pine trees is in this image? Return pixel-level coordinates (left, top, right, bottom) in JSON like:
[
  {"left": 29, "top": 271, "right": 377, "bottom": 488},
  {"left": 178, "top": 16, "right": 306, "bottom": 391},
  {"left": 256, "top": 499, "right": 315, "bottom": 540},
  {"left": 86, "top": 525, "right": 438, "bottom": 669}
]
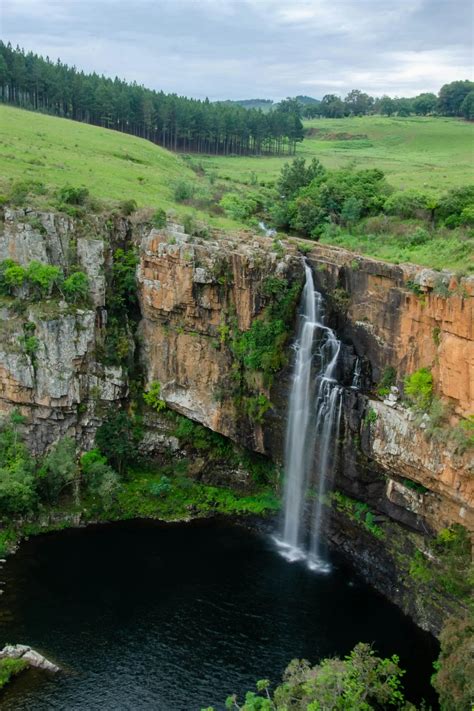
[{"left": 0, "top": 42, "right": 304, "bottom": 156}]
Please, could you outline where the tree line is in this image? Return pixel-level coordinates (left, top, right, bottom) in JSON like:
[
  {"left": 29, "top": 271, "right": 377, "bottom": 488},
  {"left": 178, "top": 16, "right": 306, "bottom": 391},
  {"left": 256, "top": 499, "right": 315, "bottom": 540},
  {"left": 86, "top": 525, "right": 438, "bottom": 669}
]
[
  {"left": 301, "top": 82, "right": 474, "bottom": 119},
  {"left": 0, "top": 42, "right": 304, "bottom": 156}
]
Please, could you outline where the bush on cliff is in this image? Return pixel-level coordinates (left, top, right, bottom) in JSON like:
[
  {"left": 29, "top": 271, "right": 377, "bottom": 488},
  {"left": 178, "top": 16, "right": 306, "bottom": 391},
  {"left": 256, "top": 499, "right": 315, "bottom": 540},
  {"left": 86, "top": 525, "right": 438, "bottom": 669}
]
[
  {"left": 37, "top": 438, "right": 79, "bottom": 504},
  {"left": 404, "top": 367, "right": 433, "bottom": 411},
  {"left": 0, "top": 412, "right": 36, "bottom": 516},
  {"left": 63, "top": 271, "right": 90, "bottom": 304},
  {"left": 432, "top": 613, "right": 474, "bottom": 711}
]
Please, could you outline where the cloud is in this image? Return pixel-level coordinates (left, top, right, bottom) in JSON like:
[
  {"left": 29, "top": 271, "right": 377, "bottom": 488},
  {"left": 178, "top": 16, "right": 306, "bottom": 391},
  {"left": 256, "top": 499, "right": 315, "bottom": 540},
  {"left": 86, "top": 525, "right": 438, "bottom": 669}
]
[{"left": 1, "top": 0, "right": 472, "bottom": 99}]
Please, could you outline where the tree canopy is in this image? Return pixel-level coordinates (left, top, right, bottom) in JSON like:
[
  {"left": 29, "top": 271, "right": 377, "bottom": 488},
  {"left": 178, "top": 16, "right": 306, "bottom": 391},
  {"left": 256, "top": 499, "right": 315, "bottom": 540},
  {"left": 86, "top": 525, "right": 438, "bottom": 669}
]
[{"left": 0, "top": 42, "right": 303, "bottom": 156}]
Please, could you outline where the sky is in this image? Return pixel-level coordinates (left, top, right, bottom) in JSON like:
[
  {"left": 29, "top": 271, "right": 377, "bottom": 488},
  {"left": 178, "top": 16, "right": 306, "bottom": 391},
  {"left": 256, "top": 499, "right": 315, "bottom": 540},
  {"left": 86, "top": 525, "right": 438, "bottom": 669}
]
[{"left": 1, "top": 0, "right": 473, "bottom": 101}]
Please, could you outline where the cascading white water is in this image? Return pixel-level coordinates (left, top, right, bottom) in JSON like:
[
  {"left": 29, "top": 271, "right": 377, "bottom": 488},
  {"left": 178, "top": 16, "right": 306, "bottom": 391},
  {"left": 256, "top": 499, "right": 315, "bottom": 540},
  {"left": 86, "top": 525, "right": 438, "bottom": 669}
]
[{"left": 276, "top": 262, "right": 343, "bottom": 572}]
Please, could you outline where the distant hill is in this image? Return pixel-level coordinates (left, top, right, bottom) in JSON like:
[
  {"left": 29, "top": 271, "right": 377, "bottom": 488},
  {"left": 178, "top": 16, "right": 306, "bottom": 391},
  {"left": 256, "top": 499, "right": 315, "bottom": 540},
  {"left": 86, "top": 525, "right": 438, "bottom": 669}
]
[
  {"left": 219, "top": 99, "right": 275, "bottom": 112},
  {"left": 219, "top": 96, "right": 321, "bottom": 111},
  {"left": 295, "top": 95, "right": 321, "bottom": 105}
]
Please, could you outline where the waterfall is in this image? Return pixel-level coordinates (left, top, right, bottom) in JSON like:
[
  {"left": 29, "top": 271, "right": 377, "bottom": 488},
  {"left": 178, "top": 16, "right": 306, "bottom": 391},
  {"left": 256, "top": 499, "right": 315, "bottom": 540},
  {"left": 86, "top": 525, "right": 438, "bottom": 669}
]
[
  {"left": 276, "top": 262, "right": 343, "bottom": 572},
  {"left": 351, "top": 357, "right": 362, "bottom": 389}
]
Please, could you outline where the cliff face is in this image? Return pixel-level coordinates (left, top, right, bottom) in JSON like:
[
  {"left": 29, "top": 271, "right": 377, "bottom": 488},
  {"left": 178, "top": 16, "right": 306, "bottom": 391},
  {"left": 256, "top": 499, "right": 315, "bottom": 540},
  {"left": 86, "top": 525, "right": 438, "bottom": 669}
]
[
  {"left": 137, "top": 223, "right": 301, "bottom": 450},
  {"left": 0, "top": 209, "right": 472, "bottom": 634},
  {"left": 0, "top": 209, "right": 129, "bottom": 453},
  {"left": 307, "top": 244, "right": 473, "bottom": 418},
  {"left": 303, "top": 244, "right": 473, "bottom": 535}
]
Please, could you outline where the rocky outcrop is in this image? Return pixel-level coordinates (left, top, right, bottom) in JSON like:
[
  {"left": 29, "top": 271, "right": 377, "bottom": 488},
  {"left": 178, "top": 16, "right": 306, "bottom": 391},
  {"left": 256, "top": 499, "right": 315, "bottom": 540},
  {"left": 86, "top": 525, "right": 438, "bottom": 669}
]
[
  {"left": 306, "top": 243, "right": 473, "bottom": 418},
  {"left": 0, "top": 209, "right": 128, "bottom": 452},
  {"left": 0, "top": 644, "right": 59, "bottom": 673},
  {"left": 137, "top": 222, "right": 301, "bottom": 448}
]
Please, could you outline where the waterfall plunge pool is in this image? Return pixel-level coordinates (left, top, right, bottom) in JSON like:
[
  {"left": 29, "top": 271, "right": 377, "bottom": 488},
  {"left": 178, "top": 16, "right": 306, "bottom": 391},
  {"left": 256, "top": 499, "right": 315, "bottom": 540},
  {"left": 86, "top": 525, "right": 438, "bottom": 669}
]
[{"left": 0, "top": 518, "right": 438, "bottom": 710}]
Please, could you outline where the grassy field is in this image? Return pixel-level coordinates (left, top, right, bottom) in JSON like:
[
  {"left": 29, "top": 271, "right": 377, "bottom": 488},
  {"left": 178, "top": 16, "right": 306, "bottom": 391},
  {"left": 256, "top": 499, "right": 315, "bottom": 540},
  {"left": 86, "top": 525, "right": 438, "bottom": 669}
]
[
  {"left": 199, "top": 115, "right": 474, "bottom": 194},
  {"left": 0, "top": 106, "right": 472, "bottom": 271},
  {"left": 0, "top": 105, "right": 237, "bottom": 227}
]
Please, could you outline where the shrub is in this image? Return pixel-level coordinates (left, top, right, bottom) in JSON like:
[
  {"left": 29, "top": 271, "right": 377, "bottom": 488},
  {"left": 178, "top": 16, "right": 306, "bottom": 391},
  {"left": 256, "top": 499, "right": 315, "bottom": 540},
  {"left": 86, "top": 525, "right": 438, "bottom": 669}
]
[
  {"left": 217, "top": 643, "right": 408, "bottom": 711},
  {"left": 0, "top": 412, "right": 36, "bottom": 515},
  {"left": 8, "top": 179, "right": 46, "bottom": 206},
  {"left": 119, "top": 199, "right": 137, "bottom": 216},
  {"left": 149, "top": 476, "right": 172, "bottom": 497},
  {"left": 384, "top": 190, "right": 430, "bottom": 219},
  {"left": 219, "top": 192, "right": 259, "bottom": 221},
  {"left": 432, "top": 614, "right": 474, "bottom": 711},
  {"left": 377, "top": 366, "right": 396, "bottom": 397},
  {"left": 26, "top": 261, "right": 63, "bottom": 299},
  {"left": 340, "top": 196, "right": 363, "bottom": 225},
  {"left": 110, "top": 248, "right": 139, "bottom": 311},
  {"left": 0, "top": 261, "right": 27, "bottom": 294},
  {"left": 63, "top": 271, "right": 89, "bottom": 304},
  {"left": 459, "top": 205, "right": 474, "bottom": 226},
  {"left": 436, "top": 185, "right": 474, "bottom": 225},
  {"left": 404, "top": 367, "right": 433, "bottom": 411},
  {"left": 81, "top": 449, "right": 119, "bottom": 508},
  {"left": 151, "top": 208, "right": 167, "bottom": 229},
  {"left": 37, "top": 437, "right": 78, "bottom": 504},
  {"left": 173, "top": 180, "right": 195, "bottom": 202},
  {"left": 143, "top": 381, "right": 167, "bottom": 412},
  {"left": 296, "top": 242, "right": 313, "bottom": 255},
  {"left": 408, "top": 226, "right": 430, "bottom": 246},
  {"left": 57, "top": 185, "right": 89, "bottom": 205},
  {"left": 95, "top": 410, "right": 140, "bottom": 475},
  {"left": 0, "top": 657, "right": 28, "bottom": 690}
]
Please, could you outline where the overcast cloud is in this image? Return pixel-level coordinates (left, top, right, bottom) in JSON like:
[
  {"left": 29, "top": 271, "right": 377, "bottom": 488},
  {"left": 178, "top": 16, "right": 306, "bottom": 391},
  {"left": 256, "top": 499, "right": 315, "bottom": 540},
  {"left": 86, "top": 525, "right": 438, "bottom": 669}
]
[{"left": 1, "top": 0, "right": 473, "bottom": 100}]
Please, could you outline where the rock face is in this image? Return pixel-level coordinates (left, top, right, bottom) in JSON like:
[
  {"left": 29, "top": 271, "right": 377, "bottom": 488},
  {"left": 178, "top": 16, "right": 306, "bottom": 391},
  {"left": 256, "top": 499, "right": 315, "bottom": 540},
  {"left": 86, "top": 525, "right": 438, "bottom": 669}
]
[
  {"left": 306, "top": 243, "right": 474, "bottom": 418},
  {"left": 0, "top": 209, "right": 129, "bottom": 452},
  {"left": 0, "top": 209, "right": 472, "bottom": 634},
  {"left": 0, "top": 644, "right": 60, "bottom": 672},
  {"left": 137, "top": 223, "right": 301, "bottom": 448}
]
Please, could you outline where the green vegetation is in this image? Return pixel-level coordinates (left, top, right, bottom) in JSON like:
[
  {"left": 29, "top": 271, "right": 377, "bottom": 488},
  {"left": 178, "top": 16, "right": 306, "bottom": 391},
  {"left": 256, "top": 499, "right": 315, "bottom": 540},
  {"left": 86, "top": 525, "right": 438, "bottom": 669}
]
[
  {"left": 265, "top": 158, "right": 474, "bottom": 272},
  {"left": 377, "top": 366, "right": 397, "bottom": 398},
  {"left": 199, "top": 115, "right": 474, "bottom": 196},
  {"left": 409, "top": 524, "right": 473, "bottom": 600},
  {"left": 0, "top": 258, "right": 90, "bottom": 305},
  {"left": 105, "top": 466, "right": 279, "bottom": 522},
  {"left": 143, "top": 381, "right": 167, "bottom": 412},
  {"left": 364, "top": 408, "right": 378, "bottom": 425},
  {"left": 205, "top": 643, "right": 410, "bottom": 711},
  {"left": 0, "top": 403, "right": 279, "bottom": 557},
  {"left": 230, "top": 277, "right": 301, "bottom": 383},
  {"left": 404, "top": 368, "right": 433, "bottom": 411},
  {"left": 0, "top": 44, "right": 303, "bottom": 157},
  {"left": 432, "top": 613, "right": 474, "bottom": 711},
  {"left": 330, "top": 491, "right": 384, "bottom": 539},
  {"left": 0, "top": 105, "right": 197, "bottom": 214},
  {"left": 0, "top": 657, "right": 28, "bottom": 690}
]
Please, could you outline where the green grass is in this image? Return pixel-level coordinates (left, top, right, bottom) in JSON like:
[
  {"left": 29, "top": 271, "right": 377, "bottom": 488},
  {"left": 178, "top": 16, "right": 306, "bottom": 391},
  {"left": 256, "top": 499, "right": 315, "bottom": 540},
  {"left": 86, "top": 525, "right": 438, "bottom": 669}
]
[
  {"left": 1, "top": 106, "right": 472, "bottom": 270},
  {"left": 0, "top": 105, "right": 237, "bottom": 228},
  {"left": 0, "top": 658, "right": 28, "bottom": 690},
  {"left": 198, "top": 116, "right": 474, "bottom": 194},
  {"left": 102, "top": 467, "right": 280, "bottom": 521},
  {"left": 317, "top": 226, "right": 474, "bottom": 272}
]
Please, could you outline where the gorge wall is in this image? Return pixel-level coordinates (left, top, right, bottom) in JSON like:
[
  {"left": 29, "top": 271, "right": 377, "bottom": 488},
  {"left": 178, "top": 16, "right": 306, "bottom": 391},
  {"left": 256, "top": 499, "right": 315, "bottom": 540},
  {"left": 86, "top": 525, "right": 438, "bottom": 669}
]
[{"left": 0, "top": 207, "right": 472, "bottom": 634}]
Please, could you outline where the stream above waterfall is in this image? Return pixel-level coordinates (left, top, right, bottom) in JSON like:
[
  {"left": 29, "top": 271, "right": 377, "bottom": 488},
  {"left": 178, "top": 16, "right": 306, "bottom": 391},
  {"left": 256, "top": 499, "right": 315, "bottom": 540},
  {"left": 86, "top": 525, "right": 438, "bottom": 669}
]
[{"left": 0, "top": 519, "right": 438, "bottom": 710}]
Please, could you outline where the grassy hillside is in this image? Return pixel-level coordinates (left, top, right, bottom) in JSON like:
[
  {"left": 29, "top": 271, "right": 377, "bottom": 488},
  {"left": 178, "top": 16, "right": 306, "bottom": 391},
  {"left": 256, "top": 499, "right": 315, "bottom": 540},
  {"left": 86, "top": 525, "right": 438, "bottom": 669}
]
[
  {"left": 0, "top": 105, "right": 472, "bottom": 272},
  {"left": 199, "top": 116, "right": 474, "bottom": 194},
  {"left": 0, "top": 105, "right": 235, "bottom": 228}
]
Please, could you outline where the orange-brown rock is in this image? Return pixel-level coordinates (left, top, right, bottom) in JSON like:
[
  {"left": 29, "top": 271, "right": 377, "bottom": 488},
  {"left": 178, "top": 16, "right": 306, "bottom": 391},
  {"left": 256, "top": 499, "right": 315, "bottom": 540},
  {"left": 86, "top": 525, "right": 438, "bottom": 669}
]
[
  {"left": 137, "top": 223, "right": 300, "bottom": 444},
  {"left": 307, "top": 243, "right": 474, "bottom": 418}
]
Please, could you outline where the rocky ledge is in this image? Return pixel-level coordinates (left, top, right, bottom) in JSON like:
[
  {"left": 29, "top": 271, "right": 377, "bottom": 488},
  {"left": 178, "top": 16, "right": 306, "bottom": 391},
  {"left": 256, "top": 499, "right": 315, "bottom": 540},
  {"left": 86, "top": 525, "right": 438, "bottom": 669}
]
[{"left": 0, "top": 644, "right": 60, "bottom": 673}]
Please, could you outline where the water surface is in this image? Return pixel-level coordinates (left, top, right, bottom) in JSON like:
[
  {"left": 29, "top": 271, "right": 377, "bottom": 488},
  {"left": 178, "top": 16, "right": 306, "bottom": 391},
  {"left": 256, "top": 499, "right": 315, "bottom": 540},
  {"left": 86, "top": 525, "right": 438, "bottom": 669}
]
[{"left": 0, "top": 519, "right": 438, "bottom": 709}]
